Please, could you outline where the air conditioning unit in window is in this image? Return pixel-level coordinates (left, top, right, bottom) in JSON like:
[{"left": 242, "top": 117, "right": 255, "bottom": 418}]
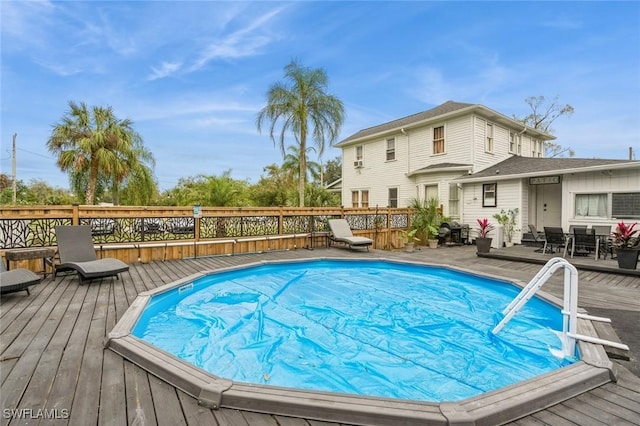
[{"left": 353, "top": 160, "right": 364, "bottom": 168}]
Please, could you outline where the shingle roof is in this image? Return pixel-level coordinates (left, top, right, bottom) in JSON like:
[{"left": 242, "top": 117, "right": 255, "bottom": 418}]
[
  {"left": 337, "top": 101, "right": 474, "bottom": 145},
  {"left": 456, "top": 156, "right": 640, "bottom": 180},
  {"left": 409, "top": 162, "right": 472, "bottom": 175}
]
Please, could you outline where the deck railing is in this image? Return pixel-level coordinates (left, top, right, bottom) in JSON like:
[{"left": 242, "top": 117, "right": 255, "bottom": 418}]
[{"left": 0, "top": 205, "right": 411, "bottom": 269}]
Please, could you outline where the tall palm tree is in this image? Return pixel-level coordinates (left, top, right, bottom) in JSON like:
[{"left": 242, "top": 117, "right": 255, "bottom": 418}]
[
  {"left": 256, "top": 60, "right": 344, "bottom": 206},
  {"left": 47, "top": 101, "right": 151, "bottom": 204}
]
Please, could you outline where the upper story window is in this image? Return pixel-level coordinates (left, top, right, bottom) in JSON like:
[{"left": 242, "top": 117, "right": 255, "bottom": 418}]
[
  {"left": 532, "top": 139, "right": 543, "bottom": 158},
  {"left": 433, "top": 126, "right": 445, "bottom": 154},
  {"left": 355, "top": 145, "right": 363, "bottom": 160},
  {"left": 386, "top": 138, "right": 396, "bottom": 161},
  {"left": 485, "top": 123, "right": 494, "bottom": 153},
  {"left": 509, "top": 132, "right": 516, "bottom": 153}
]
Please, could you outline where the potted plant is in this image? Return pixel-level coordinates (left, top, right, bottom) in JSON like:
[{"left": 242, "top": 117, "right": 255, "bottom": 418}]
[
  {"left": 610, "top": 221, "right": 639, "bottom": 269},
  {"left": 400, "top": 228, "right": 420, "bottom": 252},
  {"left": 493, "top": 208, "right": 519, "bottom": 247},
  {"left": 410, "top": 197, "right": 443, "bottom": 249},
  {"left": 476, "top": 218, "right": 495, "bottom": 254}
]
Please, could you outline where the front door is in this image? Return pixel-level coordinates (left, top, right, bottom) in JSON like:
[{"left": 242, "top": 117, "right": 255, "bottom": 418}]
[{"left": 536, "top": 184, "right": 562, "bottom": 228}]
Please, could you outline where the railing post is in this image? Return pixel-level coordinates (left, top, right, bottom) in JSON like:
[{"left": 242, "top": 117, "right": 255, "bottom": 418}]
[{"left": 72, "top": 203, "right": 80, "bottom": 225}]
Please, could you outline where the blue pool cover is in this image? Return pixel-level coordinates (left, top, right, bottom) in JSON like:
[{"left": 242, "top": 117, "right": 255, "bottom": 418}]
[{"left": 133, "top": 260, "right": 576, "bottom": 402}]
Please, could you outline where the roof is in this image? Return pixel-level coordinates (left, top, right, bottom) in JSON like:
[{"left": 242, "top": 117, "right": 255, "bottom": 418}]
[
  {"left": 455, "top": 156, "right": 640, "bottom": 182},
  {"left": 408, "top": 162, "right": 473, "bottom": 177},
  {"left": 336, "top": 100, "right": 554, "bottom": 147}
]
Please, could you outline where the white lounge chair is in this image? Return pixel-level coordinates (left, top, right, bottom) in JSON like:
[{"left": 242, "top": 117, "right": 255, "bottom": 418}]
[
  {"left": 328, "top": 219, "right": 373, "bottom": 251},
  {"left": 54, "top": 225, "right": 129, "bottom": 283}
]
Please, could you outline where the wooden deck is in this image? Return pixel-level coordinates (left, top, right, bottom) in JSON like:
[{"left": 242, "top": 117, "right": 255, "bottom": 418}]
[{"left": 1, "top": 245, "right": 639, "bottom": 426}]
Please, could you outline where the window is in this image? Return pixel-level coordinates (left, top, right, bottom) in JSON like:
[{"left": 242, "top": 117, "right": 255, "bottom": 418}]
[
  {"left": 352, "top": 189, "right": 369, "bottom": 208},
  {"left": 355, "top": 145, "right": 363, "bottom": 161},
  {"left": 361, "top": 190, "right": 369, "bottom": 208},
  {"left": 449, "top": 183, "right": 460, "bottom": 218},
  {"left": 388, "top": 188, "right": 398, "bottom": 208},
  {"left": 433, "top": 126, "right": 444, "bottom": 154},
  {"left": 482, "top": 183, "right": 497, "bottom": 207},
  {"left": 612, "top": 192, "right": 640, "bottom": 218},
  {"left": 532, "top": 139, "right": 543, "bottom": 158},
  {"left": 575, "top": 194, "right": 607, "bottom": 217},
  {"left": 509, "top": 132, "right": 516, "bottom": 153},
  {"left": 386, "top": 138, "right": 396, "bottom": 161},
  {"left": 485, "top": 123, "right": 494, "bottom": 153}
]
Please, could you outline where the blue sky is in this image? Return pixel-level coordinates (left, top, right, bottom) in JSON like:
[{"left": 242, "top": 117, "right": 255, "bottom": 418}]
[{"left": 2, "top": 1, "right": 639, "bottom": 191}]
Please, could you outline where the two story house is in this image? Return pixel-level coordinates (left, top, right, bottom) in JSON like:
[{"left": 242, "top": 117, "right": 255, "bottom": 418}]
[{"left": 336, "top": 101, "right": 640, "bottom": 245}]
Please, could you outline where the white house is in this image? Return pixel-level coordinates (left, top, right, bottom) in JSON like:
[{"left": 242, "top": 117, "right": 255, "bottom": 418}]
[{"left": 336, "top": 101, "right": 640, "bottom": 244}]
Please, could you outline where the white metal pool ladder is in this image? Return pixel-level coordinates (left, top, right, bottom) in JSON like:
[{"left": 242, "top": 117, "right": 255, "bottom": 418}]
[{"left": 491, "top": 257, "right": 629, "bottom": 358}]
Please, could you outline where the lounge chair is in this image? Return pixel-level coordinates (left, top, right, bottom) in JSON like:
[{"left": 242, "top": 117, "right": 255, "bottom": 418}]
[
  {"left": 528, "top": 224, "right": 546, "bottom": 253},
  {"left": 1, "top": 261, "right": 42, "bottom": 295},
  {"left": 328, "top": 219, "right": 373, "bottom": 251},
  {"left": 54, "top": 226, "right": 129, "bottom": 283}
]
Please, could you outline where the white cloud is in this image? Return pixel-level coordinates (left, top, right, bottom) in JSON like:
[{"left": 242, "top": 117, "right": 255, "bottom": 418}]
[{"left": 147, "top": 61, "right": 183, "bottom": 81}]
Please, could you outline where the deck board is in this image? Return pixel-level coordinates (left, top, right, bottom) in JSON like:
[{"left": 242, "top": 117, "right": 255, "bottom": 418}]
[{"left": 1, "top": 246, "right": 638, "bottom": 426}]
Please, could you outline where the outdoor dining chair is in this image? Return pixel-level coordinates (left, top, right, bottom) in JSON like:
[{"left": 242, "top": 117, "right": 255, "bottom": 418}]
[
  {"left": 542, "top": 227, "right": 567, "bottom": 255},
  {"left": 592, "top": 225, "right": 613, "bottom": 259},
  {"left": 571, "top": 227, "right": 598, "bottom": 259}
]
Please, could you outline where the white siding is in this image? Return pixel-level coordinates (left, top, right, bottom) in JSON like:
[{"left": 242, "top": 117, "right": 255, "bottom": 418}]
[{"left": 461, "top": 180, "right": 524, "bottom": 243}]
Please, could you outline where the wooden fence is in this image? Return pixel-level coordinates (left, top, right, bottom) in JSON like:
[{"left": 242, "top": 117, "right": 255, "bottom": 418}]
[{"left": 0, "top": 205, "right": 411, "bottom": 272}]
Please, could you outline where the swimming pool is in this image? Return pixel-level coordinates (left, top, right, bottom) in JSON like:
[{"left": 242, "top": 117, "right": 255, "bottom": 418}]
[{"left": 107, "top": 257, "right": 614, "bottom": 425}]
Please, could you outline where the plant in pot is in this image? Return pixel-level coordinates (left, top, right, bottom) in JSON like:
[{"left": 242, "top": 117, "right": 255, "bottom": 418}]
[
  {"left": 493, "top": 208, "right": 519, "bottom": 247},
  {"left": 610, "top": 221, "right": 639, "bottom": 270},
  {"left": 476, "top": 218, "right": 495, "bottom": 254},
  {"left": 400, "top": 228, "right": 420, "bottom": 252},
  {"left": 409, "top": 197, "right": 443, "bottom": 249}
]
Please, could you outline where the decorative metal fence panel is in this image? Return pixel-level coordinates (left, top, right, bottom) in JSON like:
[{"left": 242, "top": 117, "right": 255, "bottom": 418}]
[
  {"left": 0, "top": 218, "right": 72, "bottom": 248},
  {"left": 0, "top": 206, "right": 411, "bottom": 250}
]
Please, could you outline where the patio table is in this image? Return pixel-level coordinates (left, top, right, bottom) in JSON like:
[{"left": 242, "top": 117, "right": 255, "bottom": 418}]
[{"left": 4, "top": 247, "right": 56, "bottom": 277}]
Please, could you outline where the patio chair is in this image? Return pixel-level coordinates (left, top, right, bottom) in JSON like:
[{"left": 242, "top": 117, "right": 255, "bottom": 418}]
[
  {"left": 0, "top": 261, "right": 42, "bottom": 295},
  {"left": 571, "top": 227, "right": 598, "bottom": 258},
  {"left": 592, "top": 225, "right": 614, "bottom": 259},
  {"left": 54, "top": 225, "right": 129, "bottom": 283},
  {"left": 542, "top": 227, "right": 567, "bottom": 255},
  {"left": 528, "top": 224, "right": 546, "bottom": 252},
  {"left": 328, "top": 219, "right": 373, "bottom": 251}
]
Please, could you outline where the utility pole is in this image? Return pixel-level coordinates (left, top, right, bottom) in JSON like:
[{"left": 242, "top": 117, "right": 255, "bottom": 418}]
[{"left": 12, "top": 133, "right": 17, "bottom": 204}]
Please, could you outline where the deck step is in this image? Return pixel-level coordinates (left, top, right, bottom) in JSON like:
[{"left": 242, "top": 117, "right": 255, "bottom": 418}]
[{"left": 592, "top": 320, "right": 630, "bottom": 361}]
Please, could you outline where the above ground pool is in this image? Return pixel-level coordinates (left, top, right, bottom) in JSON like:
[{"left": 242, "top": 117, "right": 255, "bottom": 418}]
[
  {"left": 131, "top": 259, "right": 575, "bottom": 402},
  {"left": 108, "top": 257, "right": 615, "bottom": 425}
]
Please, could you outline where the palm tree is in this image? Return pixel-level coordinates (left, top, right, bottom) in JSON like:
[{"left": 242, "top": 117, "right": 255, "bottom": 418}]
[
  {"left": 282, "top": 145, "right": 321, "bottom": 183},
  {"left": 256, "top": 60, "right": 344, "bottom": 206},
  {"left": 47, "top": 101, "right": 152, "bottom": 204}
]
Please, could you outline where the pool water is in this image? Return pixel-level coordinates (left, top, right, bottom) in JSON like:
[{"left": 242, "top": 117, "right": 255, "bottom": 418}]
[{"left": 133, "top": 260, "right": 576, "bottom": 402}]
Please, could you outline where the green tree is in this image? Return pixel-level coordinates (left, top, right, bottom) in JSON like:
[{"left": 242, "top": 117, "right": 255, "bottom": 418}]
[
  {"left": 282, "top": 145, "right": 321, "bottom": 183},
  {"left": 47, "top": 101, "right": 155, "bottom": 204},
  {"left": 322, "top": 156, "right": 342, "bottom": 186},
  {"left": 516, "top": 96, "right": 575, "bottom": 158},
  {"left": 249, "top": 164, "right": 296, "bottom": 207},
  {"left": 256, "top": 60, "right": 344, "bottom": 207}
]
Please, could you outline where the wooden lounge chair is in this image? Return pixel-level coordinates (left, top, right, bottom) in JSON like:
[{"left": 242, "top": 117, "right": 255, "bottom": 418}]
[
  {"left": 54, "top": 225, "right": 129, "bottom": 283},
  {"left": 1, "top": 262, "right": 42, "bottom": 295},
  {"left": 328, "top": 219, "right": 373, "bottom": 251}
]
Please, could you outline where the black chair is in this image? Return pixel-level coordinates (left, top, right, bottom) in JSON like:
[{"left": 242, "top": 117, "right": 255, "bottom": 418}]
[
  {"left": 528, "top": 224, "right": 546, "bottom": 252},
  {"left": 592, "top": 225, "right": 613, "bottom": 259},
  {"left": 571, "top": 228, "right": 598, "bottom": 258},
  {"left": 543, "top": 227, "right": 567, "bottom": 255}
]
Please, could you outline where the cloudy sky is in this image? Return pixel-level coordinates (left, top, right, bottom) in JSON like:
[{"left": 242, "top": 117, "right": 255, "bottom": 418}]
[{"left": 1, "top": 1, "right": 639, "bottom": 191}]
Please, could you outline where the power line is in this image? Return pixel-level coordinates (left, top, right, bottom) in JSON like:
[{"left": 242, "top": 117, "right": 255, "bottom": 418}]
[{"left": 17, "top": 147, "right": 55, "bottom": 159}]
